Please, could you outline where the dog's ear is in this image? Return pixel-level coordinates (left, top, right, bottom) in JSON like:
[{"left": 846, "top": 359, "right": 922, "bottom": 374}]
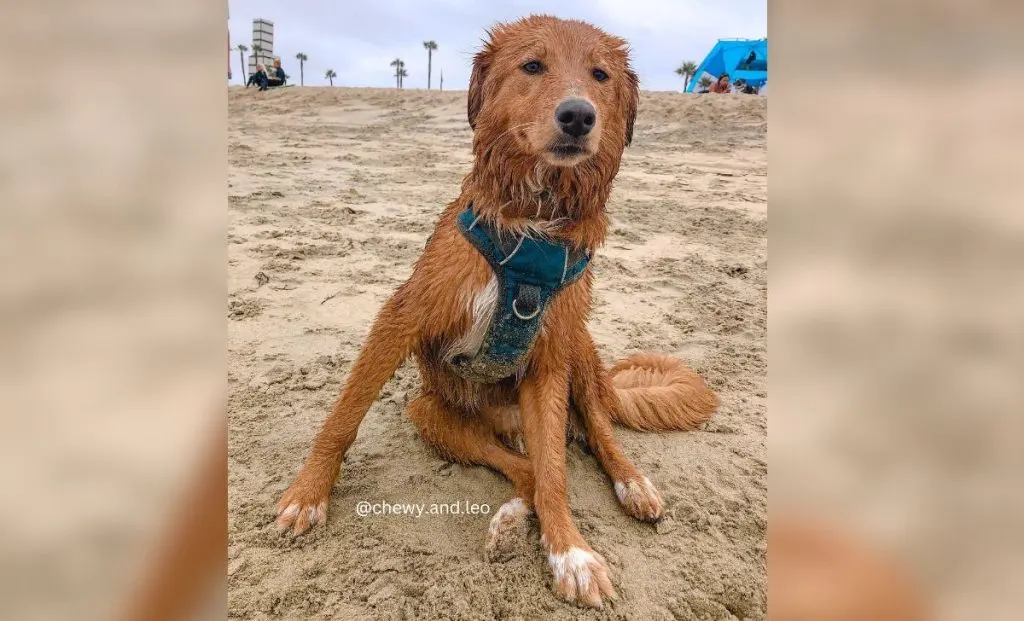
[
  {"left": 467, "top": 45, "right": 493, "bottom": 130},
  {"left": 624, "top": 68, "right": 640, "bottom": 147}
]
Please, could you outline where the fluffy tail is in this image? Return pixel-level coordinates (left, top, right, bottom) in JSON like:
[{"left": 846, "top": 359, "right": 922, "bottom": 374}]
[{"left": 608, "top": 352, "right": 718, "bottom": 431}]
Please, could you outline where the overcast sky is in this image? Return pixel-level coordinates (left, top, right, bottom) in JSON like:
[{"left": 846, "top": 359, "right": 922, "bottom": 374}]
[{"left": 228, "top": 0, "right": 765, "bottom": 91}]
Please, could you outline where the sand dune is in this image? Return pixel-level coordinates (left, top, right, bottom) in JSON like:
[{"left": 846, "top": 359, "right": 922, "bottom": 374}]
[{"left": 228, "top": 87, "right": 766, "bottom": 620}]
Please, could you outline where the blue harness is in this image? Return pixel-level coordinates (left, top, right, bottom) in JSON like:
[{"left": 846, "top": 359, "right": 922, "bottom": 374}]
[{"left": 449, "top": 203, "right": 590, "bottom": 383}]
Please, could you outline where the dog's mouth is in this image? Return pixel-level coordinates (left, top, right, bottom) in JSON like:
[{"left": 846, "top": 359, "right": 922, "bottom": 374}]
[{"left": 547, "top": 141, "right": 590, "bottom": 161}]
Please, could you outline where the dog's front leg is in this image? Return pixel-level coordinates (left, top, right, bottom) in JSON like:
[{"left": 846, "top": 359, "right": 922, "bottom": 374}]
[
  {"left": 520, "top": 340, "right": 616, "bottom": 609},
  {"left": 275, "top": 289, "right": 415, "bottom": 535},
  {"left": 572, "top": 333, "right": 664, "bottom": 522}
]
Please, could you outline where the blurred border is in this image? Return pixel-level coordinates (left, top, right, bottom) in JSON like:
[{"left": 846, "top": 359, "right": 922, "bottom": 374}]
[
  {"left": 771, "top": 0, "right": 1024, "bottom": 619},
  {"left": 3, "top": 0, "right": 1024, "bottom": 619},
  {"left": 0, "top": 1, "right": 226, "bottom": 620}
]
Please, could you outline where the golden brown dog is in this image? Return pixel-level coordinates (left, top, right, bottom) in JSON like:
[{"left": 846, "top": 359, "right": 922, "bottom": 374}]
[{"left": 275, "top": 15, "right": 717, "bottom": 608}]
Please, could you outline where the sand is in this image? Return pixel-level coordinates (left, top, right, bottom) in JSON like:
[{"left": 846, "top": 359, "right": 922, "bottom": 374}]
[{"left": 228, "top": 86, "right": 766, "bottom": 620}]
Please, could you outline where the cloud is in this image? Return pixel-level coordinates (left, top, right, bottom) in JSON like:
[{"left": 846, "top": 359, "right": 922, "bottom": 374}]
[{"left": 591, "top": 0, "right": 764, "bottom": 38}]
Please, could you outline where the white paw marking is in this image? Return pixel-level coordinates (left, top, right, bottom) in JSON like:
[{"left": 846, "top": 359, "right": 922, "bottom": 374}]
[
  {"left": 487, "top": 497, "right": 529, "bottom": 537},
  {"left": 485, "top": 498, "right": 532, "bottom": 560},
  {"left": 277, "top": 501, "right": 327, "bottom": 527},
  {"left": 614, "top": 476, "right": 663, "bottom": 520},
  {"left": 548, "top": 547, "right": 596, "bottom": 592},
  {"left": 613, "top": 482, "right": 628, "bottom": 504},
  {"left": 615, "top": 476, "right": 654, "bottom": 504}
]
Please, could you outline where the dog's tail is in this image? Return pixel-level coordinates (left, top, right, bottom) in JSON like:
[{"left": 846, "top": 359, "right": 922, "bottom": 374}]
[{"left": 608, "top": 352, "right": 718, "bottom": 431}]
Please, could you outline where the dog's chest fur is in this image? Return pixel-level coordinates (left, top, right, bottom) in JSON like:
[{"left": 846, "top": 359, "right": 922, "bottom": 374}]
[
  {"left": 431, "top": 276, "right": 587, "bottom": 443},
  {"left": 445, "top": 275, "right": 500, "bottom": 365},
  {"left": 415, "top": 274, "right": 519, "bottom": 411}
]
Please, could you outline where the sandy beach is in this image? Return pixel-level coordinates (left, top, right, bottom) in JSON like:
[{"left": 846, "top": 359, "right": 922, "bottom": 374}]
[{"left": 228, "top": 86, "right": 766, "bottom": 620}]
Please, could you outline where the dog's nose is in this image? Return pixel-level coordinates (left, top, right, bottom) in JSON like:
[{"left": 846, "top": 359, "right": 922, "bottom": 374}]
[{"left": 555, "top": 99, "right": 596, "bottom": 138}]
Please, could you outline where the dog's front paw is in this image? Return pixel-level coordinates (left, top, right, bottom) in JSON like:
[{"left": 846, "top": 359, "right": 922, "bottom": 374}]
[
  {"left": 548, "top": 546, "right": 616, "bottom": 609},
  {"left": 485, "top": 497, "right": 532, "bottom": 561},
  {"left": 275, "top": 479, "right": 330, "bottom": 536},
  {"left": 614, "top": 476, "right": 663, "bottom": 522}
]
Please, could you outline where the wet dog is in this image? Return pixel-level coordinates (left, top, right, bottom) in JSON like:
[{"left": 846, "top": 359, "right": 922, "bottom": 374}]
[{"left": 275, "top": 15, "right": 717, "bottom": 608}]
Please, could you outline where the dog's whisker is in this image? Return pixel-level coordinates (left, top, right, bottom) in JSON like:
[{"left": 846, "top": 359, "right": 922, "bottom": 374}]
[{"left": 492, "top": 122, "right": 539, "bottom": 146}]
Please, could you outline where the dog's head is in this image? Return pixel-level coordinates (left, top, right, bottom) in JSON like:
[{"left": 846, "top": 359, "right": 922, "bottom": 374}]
[{"left": 468, "top": 16, "right": 639, "bottom": 169}]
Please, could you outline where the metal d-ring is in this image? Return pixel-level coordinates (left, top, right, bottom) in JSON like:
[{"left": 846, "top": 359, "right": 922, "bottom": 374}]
[{"left": 512, "top": 297, "right": 541, "bottom": 321}]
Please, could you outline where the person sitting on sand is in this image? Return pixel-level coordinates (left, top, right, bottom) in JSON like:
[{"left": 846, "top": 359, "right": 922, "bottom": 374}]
[
  {"left": 266, "top": 59, "right": 288, "bottom": 88},
  {"left": 710, "top": 73, "right": 731, "bottom": 94},
  {"left": 247, "top": 64, "right": 269, "bottom": 91}
]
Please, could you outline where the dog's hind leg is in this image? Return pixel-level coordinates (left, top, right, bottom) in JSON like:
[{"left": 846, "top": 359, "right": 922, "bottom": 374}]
[
  {"left": 406, "top": 393, "right": 535, "bottom": 559},
  {"left": 276, "top": 291, "right": 416, "bottom": 536},
  {"left": 571, "top": 333, "right": 664, "bottom": 522}
]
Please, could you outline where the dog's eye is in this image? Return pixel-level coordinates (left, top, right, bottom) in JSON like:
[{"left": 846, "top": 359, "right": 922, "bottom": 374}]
[
  {"left": 592, "top": 68, "right": 609, "bottom": 82},
  {"left": 521, "top": 61, "right": 543, "bottom": 75}
]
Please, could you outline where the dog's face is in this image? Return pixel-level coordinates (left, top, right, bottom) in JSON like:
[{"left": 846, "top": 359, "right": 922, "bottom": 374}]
[{"left": 468, "top": 16, "right": 639, "bottom": 169}]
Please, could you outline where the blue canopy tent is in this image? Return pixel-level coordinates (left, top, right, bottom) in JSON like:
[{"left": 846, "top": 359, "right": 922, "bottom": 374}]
[{"left": 686, "top": 38, "right": 768, "bottom": 92}]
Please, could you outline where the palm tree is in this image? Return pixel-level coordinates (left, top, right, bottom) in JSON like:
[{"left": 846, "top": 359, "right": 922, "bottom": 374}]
[
  {"left": 398, "top": 67, "right": 408, "bottom": 88},
  {"left": 698, "top": 75, "right": 713, "bottom": 93},
  {"left": 423, "top": 40, "right": 438, "bottom": 89},
  {"left": 236, "top": 43, "right": 248, "bottom": 83},
  {"left": 390, "top": 58, "right": 403, "bottom": 88},
  {"left": 295, "top": 52, "right": 308, "bottom": 86},
  {"left": 675, "top": 60, "right": 698, "bottom": 91},
  {"left": 325, "top": 69, "right": 336, "bottom": 86}
]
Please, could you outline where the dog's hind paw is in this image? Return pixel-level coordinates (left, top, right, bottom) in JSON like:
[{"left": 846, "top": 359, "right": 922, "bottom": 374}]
[
  {"left": 614, "top": 476, "right": 663, "bottom": 522},
  {"left": 484, "top": 497, "right": 531, "bottom": 561}
]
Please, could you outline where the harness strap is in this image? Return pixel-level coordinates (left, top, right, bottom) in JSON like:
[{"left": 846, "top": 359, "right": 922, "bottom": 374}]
[{"left": 450, "top": 203, "right": 590, "bottom": 383}]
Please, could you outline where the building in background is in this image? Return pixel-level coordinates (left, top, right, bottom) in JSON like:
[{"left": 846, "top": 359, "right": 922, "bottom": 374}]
[{"left": 248, "top": 18, "right": 275, "bottom": 76}]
